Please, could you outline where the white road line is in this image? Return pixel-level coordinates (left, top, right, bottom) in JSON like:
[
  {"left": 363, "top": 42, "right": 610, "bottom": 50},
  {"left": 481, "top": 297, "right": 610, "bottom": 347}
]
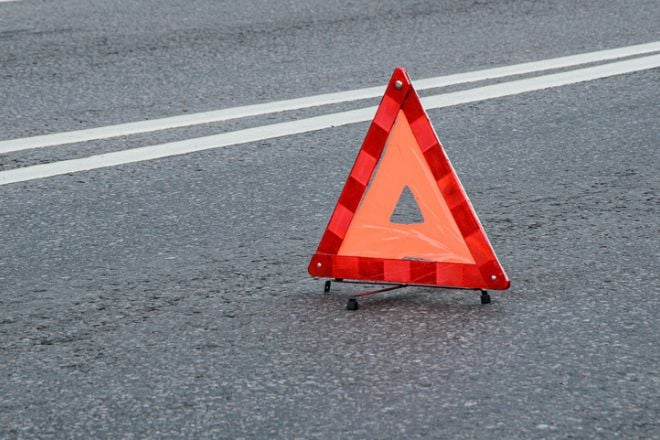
[
  {"left": 1, "top": 41, "right": 659, "bottom": 155},
  {"left": 1, "top": 54, "right": 658, "bottom": 187}
]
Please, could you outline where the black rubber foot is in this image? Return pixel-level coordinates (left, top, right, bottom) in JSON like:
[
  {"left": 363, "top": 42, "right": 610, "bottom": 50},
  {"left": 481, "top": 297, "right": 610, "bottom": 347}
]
[
  {"left": 346, "top": 298, "right": 359, "bottom": 311},
  {"left": 324, "top": 280, "right": 331, "bottom": 293},
  {"left": 480, "top": 290, "right": 491, "bottom": 304}
]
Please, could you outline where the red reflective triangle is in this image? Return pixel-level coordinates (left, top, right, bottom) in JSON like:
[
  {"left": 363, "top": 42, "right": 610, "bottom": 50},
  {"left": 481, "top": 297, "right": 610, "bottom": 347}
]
[{"left": 308, "top": 67, "right": 510, "bottom": 290}]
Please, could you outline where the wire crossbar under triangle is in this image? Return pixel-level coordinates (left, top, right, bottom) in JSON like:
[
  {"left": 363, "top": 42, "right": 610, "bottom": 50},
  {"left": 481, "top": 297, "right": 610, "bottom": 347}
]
[{"left": 322, "top": 278, "right": 492, "bottom": 309}]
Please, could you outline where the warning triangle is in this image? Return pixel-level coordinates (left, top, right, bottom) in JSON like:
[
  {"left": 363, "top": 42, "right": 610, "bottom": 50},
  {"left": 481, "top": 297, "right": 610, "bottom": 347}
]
[{"left": 308, "top": 67, "right": 510, "bottom": 290}]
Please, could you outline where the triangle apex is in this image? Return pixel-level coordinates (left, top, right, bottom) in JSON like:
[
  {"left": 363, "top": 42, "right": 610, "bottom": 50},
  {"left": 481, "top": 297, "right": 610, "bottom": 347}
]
[{"left": 387, "top": 67, "right": 413, "bottom": 95}]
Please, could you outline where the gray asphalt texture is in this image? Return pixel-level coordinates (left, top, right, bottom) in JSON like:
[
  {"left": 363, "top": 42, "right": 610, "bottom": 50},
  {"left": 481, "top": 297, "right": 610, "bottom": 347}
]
[{"left": 1, "top": 0, "right": 660, "bottom": 438}]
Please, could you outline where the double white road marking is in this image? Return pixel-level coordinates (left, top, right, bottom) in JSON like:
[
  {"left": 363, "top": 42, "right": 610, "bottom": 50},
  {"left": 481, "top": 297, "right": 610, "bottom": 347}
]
[{"left": 1, "top": 42, "right": 659, "bottom": 186}]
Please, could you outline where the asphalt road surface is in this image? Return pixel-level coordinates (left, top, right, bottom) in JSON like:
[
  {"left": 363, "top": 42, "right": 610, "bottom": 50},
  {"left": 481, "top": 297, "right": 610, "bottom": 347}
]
[{"left": 1, "top": 0, "right": 659, "bottom": 438}]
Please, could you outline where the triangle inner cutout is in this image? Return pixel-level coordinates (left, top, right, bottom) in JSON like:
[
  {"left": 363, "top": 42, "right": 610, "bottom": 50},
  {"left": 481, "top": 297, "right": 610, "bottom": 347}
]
[{"left": 390, "top": 186, "right": 424, "bottom": 224}]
